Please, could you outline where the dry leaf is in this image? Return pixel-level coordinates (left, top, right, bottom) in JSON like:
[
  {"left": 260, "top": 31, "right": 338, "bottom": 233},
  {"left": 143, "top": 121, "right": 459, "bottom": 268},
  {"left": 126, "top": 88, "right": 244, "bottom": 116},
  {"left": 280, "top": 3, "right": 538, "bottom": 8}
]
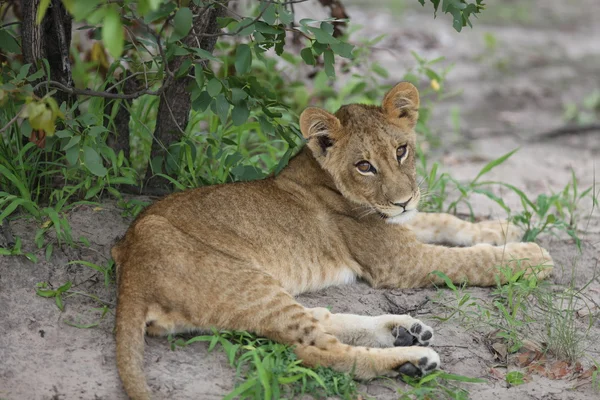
[
  {"left": 489, "top": 367, "right": 505, "bottom": 380},
  {"left": 492, "top": 342, "right": 508, "bottom": 360},
  {"left": 516, "top": 350, "right": 542, "bottom": 367},
  {"left": 576, "top": 306, "right": 598, "bottom": 318},
  {"left": 521, "top": 339, "right": 543, "bottom": 352},
  {"left": 547, "top": 361, "right": 570, "bottom": 380},
  {"left": 578, "top": 365, "right": 598, "bottom": 380},
  {"left": 526, "top": 362, "right": 547, "bottom": 376},
  {"left": 29, "top": 129, "right": 46, "bottom": 149}
]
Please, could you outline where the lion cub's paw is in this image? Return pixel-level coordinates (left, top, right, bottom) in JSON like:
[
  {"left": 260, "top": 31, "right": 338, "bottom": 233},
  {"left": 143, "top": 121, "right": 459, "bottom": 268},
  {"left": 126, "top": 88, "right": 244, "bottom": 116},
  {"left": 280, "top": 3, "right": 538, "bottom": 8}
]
[
  {"left": 395, "top": 347, "right": 441, "bottom": 378},
  {"left": 379, "top": 316, "right": 434, "bottom": 347},
  {"left": 474, "top": 219, "right": 524, "bottom": 245}
]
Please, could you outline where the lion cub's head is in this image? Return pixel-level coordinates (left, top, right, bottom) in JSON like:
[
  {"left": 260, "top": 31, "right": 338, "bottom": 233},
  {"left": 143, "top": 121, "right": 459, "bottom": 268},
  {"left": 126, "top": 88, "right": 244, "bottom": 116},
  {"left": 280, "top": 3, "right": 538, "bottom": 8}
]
[{"left": 299, "top": 82, "right": 421, "bottom": 224}]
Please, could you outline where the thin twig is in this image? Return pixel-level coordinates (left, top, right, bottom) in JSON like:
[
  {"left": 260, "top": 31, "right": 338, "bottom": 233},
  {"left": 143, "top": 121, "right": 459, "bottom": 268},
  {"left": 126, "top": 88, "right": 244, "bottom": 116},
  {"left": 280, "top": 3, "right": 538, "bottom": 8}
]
[
  {"left": 162, "top": 92, "right": 187, "bottom": 136},
  {"left": 0, "top": 110, "right": 21, "bottom": 134},
  {"left": 32, "top": 80, "right": 163, "bottom": 100},
  {"left": 65, "top": 290, "right": 116, "bottom": 307},
  {"left": 0, "top": 21, "right": 20, "bottom": 29},
  {"left": 201, "top": 0, "right": 280, "bottom": 38},
  {"left": 531, "top": 124, "right": 600, "bottom": 141}
]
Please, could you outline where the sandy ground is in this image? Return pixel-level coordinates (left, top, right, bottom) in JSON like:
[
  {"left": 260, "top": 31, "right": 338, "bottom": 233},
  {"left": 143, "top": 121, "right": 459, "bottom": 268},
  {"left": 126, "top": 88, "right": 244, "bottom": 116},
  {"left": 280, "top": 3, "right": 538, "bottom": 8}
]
[{"left": 1, "top": 0, "right": 600, "bottom": 399}]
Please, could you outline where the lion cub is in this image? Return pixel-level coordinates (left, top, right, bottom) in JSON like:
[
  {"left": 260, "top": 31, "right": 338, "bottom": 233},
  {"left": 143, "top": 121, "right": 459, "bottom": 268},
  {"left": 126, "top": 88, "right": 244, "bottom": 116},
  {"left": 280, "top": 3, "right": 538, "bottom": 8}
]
[{"left": 112, "top": 82, "right": 553, "bottom": 399}]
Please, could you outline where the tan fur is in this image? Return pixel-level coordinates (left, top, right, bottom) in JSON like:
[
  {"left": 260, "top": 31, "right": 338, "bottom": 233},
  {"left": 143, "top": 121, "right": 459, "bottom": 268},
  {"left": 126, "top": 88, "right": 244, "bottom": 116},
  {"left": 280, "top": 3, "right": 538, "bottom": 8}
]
[{"left": 112, "top": 83, "right": 553, "bottom": 399}]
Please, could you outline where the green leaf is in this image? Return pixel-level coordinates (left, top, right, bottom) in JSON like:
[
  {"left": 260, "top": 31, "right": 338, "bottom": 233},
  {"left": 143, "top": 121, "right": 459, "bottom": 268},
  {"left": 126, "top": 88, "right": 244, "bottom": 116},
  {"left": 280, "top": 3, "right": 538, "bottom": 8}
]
[
  {"left": 36, "top": 289, "right": 57, "bottom": 298},
  {"left": 232, "top": 103, "right": 250, "bottom": 126},
  {"left": 372, "top": 63, "right": 389, "bottom": 78},
  {"left": 430, "top": 270, "right": 457, "bottom": 291},
  {"left": 102, "top": 8, "right": 124, "bottom": 59},
  {"left": 217, "top": 16, "right": 237, "bottom": 29},
  {"left": 472, "top": 188, "right": 510, "bottom": 213},
  {"left": 58, "top": 281, "right": 72, "bottom": 293},
  {"left": 89, "top": 125, "right": 108, "bottom": 137},
  {"left": 192, "top": 91, "right": 212, "bottom": 112},
  {"left": 0, "top": 30, "right": 20, "bottom": 53},
  {"left": 231, "top": 18, "right": 256, "bottom": 36},
  {"left": 235, "top": 44, "right": 252, "bottom": 74},
  {"left": 55, "top": 295, "right": 65, "bottom": 311},
  {"left": 312, "top": 41, "right": 327, "bottom": 55},
  {"left": 300, "top": 47, "right": 315, "bottom": 66},
  {"left": 194, "top": 64, "right": 205, "bottom": 88},
  {"left": 207, "top": 78, "right": 222, "bottom": 97},
  {"left": 278, "top": 8, "right": 293, "bottom": 25},
  {"left": 222, "top": 378, "right": 258, "bottom": 400},
  {"left": 65, "top": 146, "right": 79, "bottom": 166},
  {"left": 62, "top": 136, "right": 81, "bottom": 151},
  {"left": 173, "top": 7, "right": 193, "bottom": 37},
  {"left": 330, "top": 42, "right": 354, "bottom": 59},
  {"left": 506, "top": 371, "right": 525, "bottom": 386},
  {"left": 473, "top": 148, "right": 518, "bottom": 184},
  {"left": 36, "top": 0, "right": 51, "bottom": 24},
  {"left": 55, "top": 129, "right": 72, "bottom": 138},
  {"left": 214, "top": 94, "right": 230, "bottom": 125},
  {"left": 26, "top": 68, "right": 46, "bottom": 82},
  {"left": 83, "top": 146, "right": 108, "bottom": 177},
  {"left": 85, "top": 185, "right": 102, "bottom": 199},
  {"left": 253, "top": 21, "right": 281, "bottom": 34},
  {"left": 230, "top": 88, "right": 247, "bottom": 105},
  {"left": 323, "top": 49, "right": 335, "bottom": 78},
  {"left": 320, "top": 21, "right": 334, "bottom": 35},
  {"left": 307, "top": 26, "right": 339, "bottom": 44},
  {"left": 232, "top": 165, "right": 263, "bottom": 181},
  {"left": 65, "top": 320, "right": 100, "bottom": 329},
  {"left": 437, "top": 372, "right": 487, "bottom": 383},
  {"left": 17, "top": 64, "right": 32, "bottom": 81},
  {"left": 190, "top": 47, "right": 223, "bottom": 63},
  {"left": 261, "top": 2, "right": 277, "bottom": 25}
]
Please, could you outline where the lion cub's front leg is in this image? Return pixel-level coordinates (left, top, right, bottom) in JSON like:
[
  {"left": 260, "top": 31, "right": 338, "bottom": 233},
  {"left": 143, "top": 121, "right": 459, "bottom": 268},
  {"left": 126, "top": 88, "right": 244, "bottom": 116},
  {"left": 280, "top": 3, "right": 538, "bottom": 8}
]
[
  {"left": 309, "top": 307, "right": 434, "bottom": 348},
  {"left": 407, "top": 212, "right": 523, "bottom": 246}
]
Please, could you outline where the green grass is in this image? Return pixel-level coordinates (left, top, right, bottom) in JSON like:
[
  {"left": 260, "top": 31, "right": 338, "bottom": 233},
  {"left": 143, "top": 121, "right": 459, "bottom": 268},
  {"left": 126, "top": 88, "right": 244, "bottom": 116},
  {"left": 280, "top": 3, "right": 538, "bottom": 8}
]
[
  {"left": 431, "top": 257, "right": 599, "bottom": 367},
  {"left": 398, "top": 370, "right": 486, "bottom": 400},
  {"left": 168, "top": 330, "right": 358, "bottom": 400}
]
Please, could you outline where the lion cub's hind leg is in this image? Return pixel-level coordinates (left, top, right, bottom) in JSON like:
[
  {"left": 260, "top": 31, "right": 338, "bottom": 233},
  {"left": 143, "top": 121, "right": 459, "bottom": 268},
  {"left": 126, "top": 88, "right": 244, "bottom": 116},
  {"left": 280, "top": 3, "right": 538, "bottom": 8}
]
[{"left": 309, "top": 308, "right": 434, "bottom": 348}]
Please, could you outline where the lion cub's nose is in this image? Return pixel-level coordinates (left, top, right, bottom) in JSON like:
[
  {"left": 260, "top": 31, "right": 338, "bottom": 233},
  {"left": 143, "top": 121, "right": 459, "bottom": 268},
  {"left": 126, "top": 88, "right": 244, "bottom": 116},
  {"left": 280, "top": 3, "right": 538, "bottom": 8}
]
[{"left": 393, "top": 197, "right": 412, "bottom": 209}]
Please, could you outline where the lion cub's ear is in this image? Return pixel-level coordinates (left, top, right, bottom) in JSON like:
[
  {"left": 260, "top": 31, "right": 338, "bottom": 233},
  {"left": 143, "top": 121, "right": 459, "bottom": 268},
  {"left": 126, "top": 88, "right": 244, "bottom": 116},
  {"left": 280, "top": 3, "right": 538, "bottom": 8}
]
[
  {"left": 299, "top": 107, "right": 341, "bottom": 155},
  {"left": 382, "top": 82, "right": 420, "bottom": 129}
]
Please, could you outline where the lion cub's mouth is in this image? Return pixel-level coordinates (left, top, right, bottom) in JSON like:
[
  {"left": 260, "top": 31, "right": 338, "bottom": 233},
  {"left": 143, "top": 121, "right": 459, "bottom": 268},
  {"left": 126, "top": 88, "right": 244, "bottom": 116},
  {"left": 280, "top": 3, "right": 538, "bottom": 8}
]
[{"left": 385, "top": 208, "right": 418, "bottom": 225}]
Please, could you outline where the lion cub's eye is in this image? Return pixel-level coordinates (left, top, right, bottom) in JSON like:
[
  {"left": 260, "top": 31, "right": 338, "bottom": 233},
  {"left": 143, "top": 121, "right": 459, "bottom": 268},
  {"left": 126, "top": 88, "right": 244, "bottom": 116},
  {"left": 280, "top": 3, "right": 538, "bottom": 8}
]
[
  {"left": 396, "top": 144, "right": 408, "bottom": 161},
  {"left": 356, "top": 161, "right": 376, "bottom": 174}
]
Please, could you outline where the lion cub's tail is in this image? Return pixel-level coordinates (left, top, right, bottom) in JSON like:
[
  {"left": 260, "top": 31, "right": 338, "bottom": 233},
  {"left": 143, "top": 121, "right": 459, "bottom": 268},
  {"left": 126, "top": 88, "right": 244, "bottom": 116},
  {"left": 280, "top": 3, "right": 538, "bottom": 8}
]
[{"left": 115, "top": 296, "right": 150, "bottom": 400}]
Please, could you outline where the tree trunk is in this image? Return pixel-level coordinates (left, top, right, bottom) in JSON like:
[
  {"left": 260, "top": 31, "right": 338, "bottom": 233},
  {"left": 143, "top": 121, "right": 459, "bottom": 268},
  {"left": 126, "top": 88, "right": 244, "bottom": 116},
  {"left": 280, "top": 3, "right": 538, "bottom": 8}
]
[
  {"left": 145, "top": 1, "right": 228, "bottom": 189},
  {"left": 21, "top": 0, "right": 74, "bottom": 108},
  {"left": 104, "top": 73, "right": 138, "bottom": 162}
]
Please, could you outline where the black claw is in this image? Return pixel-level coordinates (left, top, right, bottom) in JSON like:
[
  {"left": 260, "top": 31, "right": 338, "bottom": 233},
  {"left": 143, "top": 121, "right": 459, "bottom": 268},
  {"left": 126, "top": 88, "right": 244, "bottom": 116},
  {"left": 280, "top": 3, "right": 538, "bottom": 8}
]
[
  {"left": 392, "top": 327, "right": 414, "bottom": 347},
  {"left": 425, "top": 362, "right": 438, "bottom": 371},
  {"left": 411, "top": 323, "right": 422, "bottom": 334},
  {"left": 397, "top": 362, "right": 422, "bottom": 377},
  {"left": 421, "top": 331, "right": 432, "bottom": 341}
]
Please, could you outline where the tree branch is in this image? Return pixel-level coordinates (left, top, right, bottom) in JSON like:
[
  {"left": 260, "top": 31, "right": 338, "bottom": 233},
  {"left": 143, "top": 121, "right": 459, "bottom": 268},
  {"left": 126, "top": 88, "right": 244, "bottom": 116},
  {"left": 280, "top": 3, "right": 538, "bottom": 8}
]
[
  {"left": 32, "top": 80, "right": 164, "bottom": 100},
  {"left": 531, "top": 123, "right": 600, "bottom": 141}
]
